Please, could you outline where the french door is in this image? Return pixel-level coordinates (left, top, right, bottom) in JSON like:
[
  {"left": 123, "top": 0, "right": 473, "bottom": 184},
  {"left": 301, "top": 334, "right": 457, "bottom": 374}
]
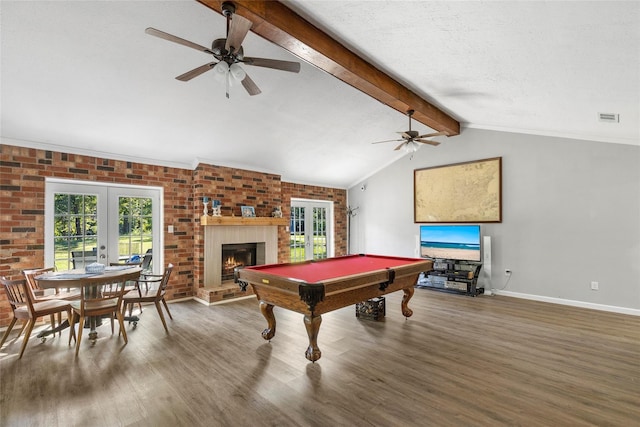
[
  {"left": 45, "top": 179, "right": 162, "bottom": 273},
  {"left": 290, "top": 199, "right": 333, "bottom": 262}
]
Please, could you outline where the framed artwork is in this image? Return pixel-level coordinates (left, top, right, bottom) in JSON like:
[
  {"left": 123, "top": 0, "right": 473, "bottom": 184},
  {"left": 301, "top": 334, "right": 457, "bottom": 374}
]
[
  {"left": 241, "top": 206, "right": 256, "bottom": 217},
  {"left": 414, "top": 157, "right": 502, "bottom": 223}
]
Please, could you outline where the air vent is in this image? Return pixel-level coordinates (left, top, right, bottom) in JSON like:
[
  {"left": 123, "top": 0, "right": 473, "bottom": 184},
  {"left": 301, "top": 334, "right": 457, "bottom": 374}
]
[{"left": 598, "top": 113, "right": 619, "bottom": 123}]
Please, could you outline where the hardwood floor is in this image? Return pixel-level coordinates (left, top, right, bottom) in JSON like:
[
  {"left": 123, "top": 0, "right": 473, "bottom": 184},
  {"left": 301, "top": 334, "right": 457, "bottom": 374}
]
[{"left": 1, "top": 289, "right": 638, "bottom": 426}]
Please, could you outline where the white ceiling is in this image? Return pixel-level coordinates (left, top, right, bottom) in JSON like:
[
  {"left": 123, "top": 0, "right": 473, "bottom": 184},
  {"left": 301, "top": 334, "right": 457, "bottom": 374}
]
[{"left": 2, "top": 1, "right": 639, "bottom": 189}]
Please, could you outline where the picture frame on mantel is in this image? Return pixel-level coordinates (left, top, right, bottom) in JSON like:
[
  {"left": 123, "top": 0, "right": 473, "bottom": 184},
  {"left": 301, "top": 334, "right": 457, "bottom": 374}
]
[
  {"left": 241, "top": 206, "right": 256, "bottom": 218},
  {"left": 414, "top": 157, "right": 502, "bottom": 223}
]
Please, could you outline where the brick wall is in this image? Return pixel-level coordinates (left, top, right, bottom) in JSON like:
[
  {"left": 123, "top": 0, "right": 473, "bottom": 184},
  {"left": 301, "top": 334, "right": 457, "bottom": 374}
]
[
  {"left": 192, "top": 163, "right": 285, "bottom": 290},
  {"left": 0, "top": 144, "right": 347, "bottom": 327}
]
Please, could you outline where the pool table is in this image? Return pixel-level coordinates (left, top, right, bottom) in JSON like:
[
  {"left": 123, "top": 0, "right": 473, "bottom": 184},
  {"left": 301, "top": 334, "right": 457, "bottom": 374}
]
[{"left": 235, "top": 254, "right": 433, "bottom": 361}]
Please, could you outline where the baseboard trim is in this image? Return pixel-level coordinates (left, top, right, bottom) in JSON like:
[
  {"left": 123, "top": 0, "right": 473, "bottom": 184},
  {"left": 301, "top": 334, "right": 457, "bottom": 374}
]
[
  {"left": 493, "top": 290, "right": 640, "bottom": 316},
  {"left": 193, "top": 294, "right": 255, "bottom": 306},
  {"left": 166, "top": 297, "right": 193, "bottom": 304}
]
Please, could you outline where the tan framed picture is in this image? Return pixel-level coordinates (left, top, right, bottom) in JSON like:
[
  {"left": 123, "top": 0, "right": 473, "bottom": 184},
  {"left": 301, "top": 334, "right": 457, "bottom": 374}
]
[
  {"left": 241, "top": 206, "right": 256, "bottom": 217},
  {"left": 414, "top": 157, "right": 502, "bottom": 223}
]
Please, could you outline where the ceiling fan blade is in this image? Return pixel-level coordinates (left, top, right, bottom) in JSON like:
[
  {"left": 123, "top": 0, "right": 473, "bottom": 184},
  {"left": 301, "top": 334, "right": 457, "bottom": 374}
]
[
  {"left": 175, "top": 62, "right": 216, "bottom": 81},
  {"left": 398, "top": 132, "right": 412, "bottom": 139},
  {"left": 416, "top": 139, "right": 441, "bottom": 146},
  {"left": 371, "top": 138, "right": 402, "bottom": 145},
  {"left": 145, "top": 27, "right": 213, "bottom": 55},
  {"left": 241, "top": 73, "right": 262, "bottom": 96},
  {"left": 416, "top": 131, "right": 448, "bottom": 139},
  {"left": 243, "top": 57, "right": 301, "bottom": 73},
  {"left": 225, "top": 14, "right": 253, "bottom": 54},
  {"left": 394, "top": 142, "right": 406, "bottom": 151}
]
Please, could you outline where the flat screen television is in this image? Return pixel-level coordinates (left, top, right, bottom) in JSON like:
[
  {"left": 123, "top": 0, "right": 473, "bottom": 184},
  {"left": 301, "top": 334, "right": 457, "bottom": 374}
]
[{"left": 419, "top": 225, "right": 481, "bottom": 262}]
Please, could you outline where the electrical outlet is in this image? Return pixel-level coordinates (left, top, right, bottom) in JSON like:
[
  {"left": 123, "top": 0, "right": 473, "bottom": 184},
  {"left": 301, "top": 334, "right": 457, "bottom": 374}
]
[
  {"left": 591, "top": 281, "right": 599, "bottom": 291},
  {"left": 505, "top": 269, "right": 512, "bottom": 276}
]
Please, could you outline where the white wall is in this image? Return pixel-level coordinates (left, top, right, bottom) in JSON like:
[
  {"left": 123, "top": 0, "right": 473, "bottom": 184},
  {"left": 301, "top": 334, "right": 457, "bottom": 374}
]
[{"left": 348, "top": 128, "right": 640, "bottom": 313}]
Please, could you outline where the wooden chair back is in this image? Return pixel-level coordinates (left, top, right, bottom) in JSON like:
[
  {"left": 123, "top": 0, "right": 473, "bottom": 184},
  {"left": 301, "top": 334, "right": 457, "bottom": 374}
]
[
  {"left": 1, "top": 276, "right": 33, "bottom": 315},
  {"left": 23, "top": 267, "right": 55, "bottom": 300},
  {"left": 23, "top": 267, "right": 80, "bottom": 301},
  {"left": 76, "top": 281, "right": 126, "bottom": 317},
  {"left": 152, "top": 263, "right": 172, "bottom": 298},
  {"left": 133, "top": 263, "right": 172, "bottom": 297},
  {"left": 140, "top": 249, "right": 153, "bottom": 272},
  {"left": 71, "top": 249, "right": 97, "bottom": 269}
]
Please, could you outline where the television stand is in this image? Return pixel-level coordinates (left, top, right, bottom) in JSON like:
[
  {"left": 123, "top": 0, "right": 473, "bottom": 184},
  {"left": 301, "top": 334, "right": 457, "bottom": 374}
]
[{"left": 416, "top": 260, "right": 484, "bottom": 296}]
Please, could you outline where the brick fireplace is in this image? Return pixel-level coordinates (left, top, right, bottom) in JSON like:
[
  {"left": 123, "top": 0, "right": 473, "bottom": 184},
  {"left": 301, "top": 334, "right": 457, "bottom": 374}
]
[{"left": 196, "top": 216, "right": 288, "bottom": 304}]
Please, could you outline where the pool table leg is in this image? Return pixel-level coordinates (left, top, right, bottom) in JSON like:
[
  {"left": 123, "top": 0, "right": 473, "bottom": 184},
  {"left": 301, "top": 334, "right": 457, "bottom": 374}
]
[
  {"left": 259, "top": 302, "right": 276, "bottom": 340},
  {"left": 401, "top": 287, "right": 415, "bottom": 318},
  {"left": 303, "top": 314, "right": 322, "bottom": 362}
]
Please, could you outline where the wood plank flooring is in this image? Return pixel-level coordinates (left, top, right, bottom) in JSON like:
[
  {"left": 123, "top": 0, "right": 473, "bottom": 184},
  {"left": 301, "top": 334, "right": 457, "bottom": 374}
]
[{"left": 1, "top": 289, "right": 638, "bottom": 426}]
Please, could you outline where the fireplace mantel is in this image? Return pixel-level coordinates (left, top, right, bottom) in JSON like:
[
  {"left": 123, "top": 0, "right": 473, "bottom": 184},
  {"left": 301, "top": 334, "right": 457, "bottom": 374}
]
[
  {"left": 202, "top": 218, "right": 284, "bottom": 288},
  {"left": 200, "top": 215, "right": 288, "bottom": 226}
]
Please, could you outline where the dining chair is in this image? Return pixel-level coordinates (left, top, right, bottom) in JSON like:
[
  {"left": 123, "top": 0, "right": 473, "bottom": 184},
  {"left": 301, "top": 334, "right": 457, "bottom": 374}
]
[
  {"left": 23, "top": 267, "right": 81, "bottom": 301},
  {"left": 140, "top": 249, "right": 153, "bottom": 274},
  {"left": 110, "top": 249, "right": 152, "bottom": 271},
  {"left": 23, "top": 268, "right": 81, "bottom": 336},
  {"left": 68, "top": 278, "right": 129, "bottom": 356},
  {"left": 122, "top": 264, "right": 174, "bottom": 332},
  {"left": 71, "top": 249, "right": 98, "bottom": 269},
  {"left": 0, "top": 276, "right": 72, "bottom": 359}
]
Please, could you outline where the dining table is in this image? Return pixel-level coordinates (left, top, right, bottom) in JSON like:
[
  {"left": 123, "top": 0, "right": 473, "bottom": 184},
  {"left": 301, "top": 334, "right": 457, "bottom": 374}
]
[{"left": 35, "top": 265, "right": 142, "bottom": 342}]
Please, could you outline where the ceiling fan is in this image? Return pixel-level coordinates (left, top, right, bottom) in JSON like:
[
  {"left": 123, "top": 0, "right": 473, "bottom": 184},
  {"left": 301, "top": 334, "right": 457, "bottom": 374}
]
[
  {"left": 372, "top": 110, "right": 448, "bottom": 152},
  {"left": 146, "top": 1, "right": 300, "bottom": 98}
]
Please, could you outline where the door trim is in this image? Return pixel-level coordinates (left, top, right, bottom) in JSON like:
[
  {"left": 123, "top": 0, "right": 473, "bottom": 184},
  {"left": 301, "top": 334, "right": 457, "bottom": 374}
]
[
  {"left": 290, "top": 198, "right": 334, "bottom": 260},
  {"left": 44, "top": 178, "right": 164, "bottom": 271}
]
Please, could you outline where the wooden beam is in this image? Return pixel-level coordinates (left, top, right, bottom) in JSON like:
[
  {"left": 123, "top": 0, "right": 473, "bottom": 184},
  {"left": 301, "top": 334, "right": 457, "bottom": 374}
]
[{"left": 197, "top": 0, "right": 460, "bottom": 136}]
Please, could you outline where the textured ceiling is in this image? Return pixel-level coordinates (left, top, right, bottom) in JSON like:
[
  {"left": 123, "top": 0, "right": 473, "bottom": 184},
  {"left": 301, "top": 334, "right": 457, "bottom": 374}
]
[{"left": 2, "top": 1, "right": 638, "bottom": 188}]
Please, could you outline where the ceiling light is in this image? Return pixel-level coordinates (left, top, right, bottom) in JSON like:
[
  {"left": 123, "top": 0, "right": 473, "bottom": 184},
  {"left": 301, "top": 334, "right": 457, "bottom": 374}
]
[
  {"left": 229, "top": 63, "right": 246, "bottom": 81},
  {"left": 213, "top": 61, "right": 229, "bottom": 82},
  {"left": 404, "top": 141, "right": 420, "bottom": 153}
]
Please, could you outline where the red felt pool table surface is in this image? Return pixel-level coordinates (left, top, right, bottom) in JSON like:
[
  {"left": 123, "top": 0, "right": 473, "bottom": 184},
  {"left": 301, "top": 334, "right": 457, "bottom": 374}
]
[{"left": 245, "top": 254, "right": 425, "bottom": 283}]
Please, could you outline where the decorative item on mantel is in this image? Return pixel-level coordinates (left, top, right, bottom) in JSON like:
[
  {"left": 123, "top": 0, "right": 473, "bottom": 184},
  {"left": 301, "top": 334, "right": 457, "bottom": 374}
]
[
  {"left": 202, "top": 197, "right": 222, "bottom": 217},
  {"left": 272, "top": 206, "right": 282, "bottom": 218},
  {"left": 211, "top": 199, "right": 221, "bottom": 217},
  {"left": 202, "top": 197, "right": 209, "bottom": 216}
]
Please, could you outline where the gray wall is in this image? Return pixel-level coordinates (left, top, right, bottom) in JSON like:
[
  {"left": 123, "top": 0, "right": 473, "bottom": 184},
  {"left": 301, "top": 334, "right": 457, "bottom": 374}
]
[{"left": 348, "top": 128, "right": 640, "bottom": 312}]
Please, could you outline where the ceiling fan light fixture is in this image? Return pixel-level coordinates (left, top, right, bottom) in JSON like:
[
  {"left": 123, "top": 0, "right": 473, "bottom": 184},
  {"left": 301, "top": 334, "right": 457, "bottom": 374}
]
[
  {"left": 213, "top": 61, "right": 229, "bottom": 81},
  {"left": 404, "top": 141, "right": 420, "bottom": 153},
  {"left": 229, "top": 63, "right": 246, "bottom": 81}
]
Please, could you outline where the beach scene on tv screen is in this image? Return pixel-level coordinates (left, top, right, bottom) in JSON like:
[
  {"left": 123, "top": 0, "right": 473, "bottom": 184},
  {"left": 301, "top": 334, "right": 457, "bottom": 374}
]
[{"left": 420, "top": 225, "right": 481, "bottom": 261}]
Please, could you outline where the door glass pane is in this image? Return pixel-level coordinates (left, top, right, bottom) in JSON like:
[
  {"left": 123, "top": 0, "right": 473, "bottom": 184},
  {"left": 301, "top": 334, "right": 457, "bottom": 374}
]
[
  {"left": 290, "top": 206, "right": 306, "bottom": 262},
  {"left": 53, "top": 193, "right": 98, "bottom": 270},
  {"left": 118, "top": 196, "right": 153, "bottom": 265},
  {"left": 312, "top": 207, "right": 328, "bottom": 260},
  {"left": 290, "top": 202, "right": 331, "bottom": 262}
]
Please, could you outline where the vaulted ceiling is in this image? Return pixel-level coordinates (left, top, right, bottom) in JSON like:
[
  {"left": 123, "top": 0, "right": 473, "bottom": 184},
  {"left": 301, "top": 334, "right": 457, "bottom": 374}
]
[{"left": 2, "top": 1, "right": 638, "bottom": 188}]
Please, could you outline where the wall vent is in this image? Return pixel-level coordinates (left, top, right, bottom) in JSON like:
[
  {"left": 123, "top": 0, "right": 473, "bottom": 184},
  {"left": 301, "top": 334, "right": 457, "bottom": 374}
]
[{"left": 598, "top": 113, "right": 619, "bottom": 123}]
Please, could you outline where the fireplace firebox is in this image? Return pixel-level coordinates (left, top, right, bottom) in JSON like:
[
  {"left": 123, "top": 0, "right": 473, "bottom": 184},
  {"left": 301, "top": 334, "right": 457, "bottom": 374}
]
[{"left": 221, "top": 243, "right": 258, "bottom": 281}]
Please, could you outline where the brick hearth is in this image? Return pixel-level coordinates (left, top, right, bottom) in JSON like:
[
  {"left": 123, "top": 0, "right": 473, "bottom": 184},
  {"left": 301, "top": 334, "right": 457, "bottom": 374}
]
[{"left": 195, "top": 281, "right": 255, "bottom": 305}]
